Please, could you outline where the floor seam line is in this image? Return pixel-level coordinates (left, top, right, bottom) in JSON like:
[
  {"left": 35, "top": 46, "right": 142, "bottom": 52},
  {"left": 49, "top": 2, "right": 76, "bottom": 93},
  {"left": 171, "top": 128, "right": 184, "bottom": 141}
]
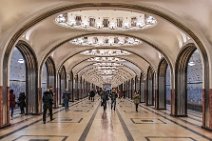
[
  {"left": 78, "top": 102, "right": 100, "bottom": 141},
  {"left": 116, "top": 107, "right": 134, "bottom": 141},
  {"left": 0, "top": 98, "right": 87, "bottom": 140},
  {"left": 126, "top": 99, "right": 212, "bottom": 141}
]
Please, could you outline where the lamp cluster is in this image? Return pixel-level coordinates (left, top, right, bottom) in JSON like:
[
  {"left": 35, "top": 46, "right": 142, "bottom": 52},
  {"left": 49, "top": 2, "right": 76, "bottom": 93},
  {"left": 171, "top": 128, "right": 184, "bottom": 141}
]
[
  {"left": 70, "top": 35, "right": 141, "bottom": 47},
  {"left": 55, "top": 10, "right": 157, "bottom": 31},
  {"left": 81, "top": 49, "right": 130, "bottom": 56}
]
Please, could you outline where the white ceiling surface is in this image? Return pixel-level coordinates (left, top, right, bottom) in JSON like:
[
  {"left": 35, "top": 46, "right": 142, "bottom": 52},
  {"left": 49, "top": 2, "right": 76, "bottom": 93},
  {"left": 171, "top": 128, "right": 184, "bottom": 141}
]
[{"left": 0, "top": 0, "right": 212, "bottom": 86}]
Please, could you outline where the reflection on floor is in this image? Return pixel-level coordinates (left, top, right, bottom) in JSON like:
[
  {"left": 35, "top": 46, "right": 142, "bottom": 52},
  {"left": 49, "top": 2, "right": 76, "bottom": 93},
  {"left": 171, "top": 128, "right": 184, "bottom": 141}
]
[{"left": 0, "top": 97, "right": 211, "bottom": 141}]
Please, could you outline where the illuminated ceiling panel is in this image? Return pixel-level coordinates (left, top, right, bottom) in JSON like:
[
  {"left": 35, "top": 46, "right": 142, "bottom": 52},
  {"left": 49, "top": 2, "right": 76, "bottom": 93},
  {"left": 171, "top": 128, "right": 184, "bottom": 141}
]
[
  {"left": 87, "top": 57, "right": 125, "bottom": 62},
  {"left": 70, "top": 35, "right": 142, "bottom": 47},
  {"left": 80, "top": 49, "right": 130, "bottom": 56},
  {"left": 55, "top": 9, "right": 157, "bottom": 31}
]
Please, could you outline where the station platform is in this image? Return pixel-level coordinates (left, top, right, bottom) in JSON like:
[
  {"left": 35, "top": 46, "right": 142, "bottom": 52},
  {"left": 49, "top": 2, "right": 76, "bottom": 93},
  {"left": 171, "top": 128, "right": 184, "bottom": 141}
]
[{"left": 0, "top": 97, "right": 211, "bottom": 141}]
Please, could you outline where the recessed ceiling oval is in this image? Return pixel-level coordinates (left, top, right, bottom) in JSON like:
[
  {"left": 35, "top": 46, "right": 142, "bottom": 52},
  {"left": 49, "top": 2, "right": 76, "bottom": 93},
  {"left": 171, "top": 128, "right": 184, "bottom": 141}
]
[
  {"left": 70, "top": 35, "right": 142, "bottom": 47},
  {"left": 87, "top": 57, "right": 125, "bottom": 62},
  {"left": 55, "top": 9, "right": 157, "bottom": 31},
  {"left": 80, "top": 49, "right": 130, "bottom": 56}
]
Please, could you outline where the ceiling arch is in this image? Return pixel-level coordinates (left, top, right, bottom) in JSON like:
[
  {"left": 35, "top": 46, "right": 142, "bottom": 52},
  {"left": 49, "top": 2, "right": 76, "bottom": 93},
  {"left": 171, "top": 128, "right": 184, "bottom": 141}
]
[
  {"left": 0, "top": 2, "right": 210, "bottom": 90},
  {"left": 67, "top": 55, "right": 144, "bottom": 76}
]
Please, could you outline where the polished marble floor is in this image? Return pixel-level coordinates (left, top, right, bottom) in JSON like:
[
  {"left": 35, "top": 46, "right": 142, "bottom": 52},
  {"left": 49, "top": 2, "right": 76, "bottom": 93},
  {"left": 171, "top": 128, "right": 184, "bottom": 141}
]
[{"left": 0, "top": 97, "right": 211, "bottom": 141}]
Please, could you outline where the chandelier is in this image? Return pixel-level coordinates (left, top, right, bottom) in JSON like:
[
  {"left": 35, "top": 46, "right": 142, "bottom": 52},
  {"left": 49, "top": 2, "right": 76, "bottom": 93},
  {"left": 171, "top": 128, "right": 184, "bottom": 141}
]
[
  {"left": 80, "top": 49, "right": 130, "bottom": 56},
  {"left": 70, "top": 35, "right": 141, "bottom": 47},
  {"left": 55, "top": 10, "right": 157, "bottom": 31}
]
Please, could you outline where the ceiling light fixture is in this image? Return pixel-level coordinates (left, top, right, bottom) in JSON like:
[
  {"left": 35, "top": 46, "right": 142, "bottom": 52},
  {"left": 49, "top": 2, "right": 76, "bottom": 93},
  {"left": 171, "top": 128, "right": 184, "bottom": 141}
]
[
  {"left": 81, "top": 49, "right": 130, "bottom": 56},
  {"left": 55, "top": 10, "right": 157, "bottom": 31},
  {"left": 18, "top": 59, "right": 24, "bottom": 64},
  {"left": 70, "top": 35, "right": 142, "bottom": 47}
]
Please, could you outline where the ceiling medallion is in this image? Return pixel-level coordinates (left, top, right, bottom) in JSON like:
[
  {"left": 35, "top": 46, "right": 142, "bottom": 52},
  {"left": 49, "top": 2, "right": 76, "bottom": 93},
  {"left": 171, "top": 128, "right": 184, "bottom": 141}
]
[
  {"left": 70, "top": 35, "right": 142, "bottom": 47},
  {"left": 55, "top": 9, "right": 157, "bottom": 31},
  {"left": 80, "top": 49, "right": 130, "bottom": 56}
]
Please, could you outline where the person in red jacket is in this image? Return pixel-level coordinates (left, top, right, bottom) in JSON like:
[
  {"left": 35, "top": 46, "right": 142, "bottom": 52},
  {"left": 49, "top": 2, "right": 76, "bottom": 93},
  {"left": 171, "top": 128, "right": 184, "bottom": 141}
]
[{"left": 10, "top": 89, "right": 16, "bottom": 119}]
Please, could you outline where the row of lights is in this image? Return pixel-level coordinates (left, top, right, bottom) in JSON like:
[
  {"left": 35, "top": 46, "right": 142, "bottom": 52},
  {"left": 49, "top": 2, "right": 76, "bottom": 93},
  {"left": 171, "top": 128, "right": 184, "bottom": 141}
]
[
  {"left": 87, "top": 57, "right": 125, "bottom": 62},
  {"left": 81, "top": 49, "right": 130, "bottom": 56},
  {"left": 70, "top": 35, "right": 141, "bottom": 47}
]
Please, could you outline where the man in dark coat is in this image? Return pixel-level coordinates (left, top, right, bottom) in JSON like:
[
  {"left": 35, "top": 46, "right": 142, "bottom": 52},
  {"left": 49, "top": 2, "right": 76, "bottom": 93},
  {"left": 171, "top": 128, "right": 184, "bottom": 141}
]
[
  {"left": 43, "top": 90, "right": 53, "bottom": 124},
  {"left": 18, "top": 92, "right": 26, "bottom": 115},
  {"left": 110, "top": 88, "right": 118, "bottom": 111},
  {"left": 90, "top": 89, "right": 95, "bottom": 102}
]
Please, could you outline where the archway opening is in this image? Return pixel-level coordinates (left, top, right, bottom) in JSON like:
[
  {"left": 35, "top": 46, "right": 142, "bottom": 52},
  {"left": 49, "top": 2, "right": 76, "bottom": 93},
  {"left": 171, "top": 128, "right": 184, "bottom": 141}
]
[
  {"left": 41, "top": 63, "right": 48, "bottom": 112},
  {"left": 175, "top": 43, "right": 203, "bottom": 117},
  {"left": 45, "top": 57, "right": 56, "bottom": 107},
  {"left": 2, "top": 41, "right": 38, "bottom": 126},
  {"left": 166, "top": 65, "right": 171, "bottom": 108},
  {"left": 9, "top": 47, "right": 26, "bottom": 119},
  {"left": 187, "top": 50, "right": 203, "bottom": 116},
  {"left": 157, "top": 59, "right": 171, "bottom": 110},
  {"left": 59, "top": 66, "right": 66, "bottom": 105},
  {"left": 147, "top": 67, "right": 154, "bottom": 106}
]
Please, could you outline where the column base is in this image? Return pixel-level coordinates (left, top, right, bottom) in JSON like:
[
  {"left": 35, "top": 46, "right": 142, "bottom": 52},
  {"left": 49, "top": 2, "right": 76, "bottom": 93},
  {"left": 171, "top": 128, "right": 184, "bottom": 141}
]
[
  {"left": 0, "top": 123, "right": 11, "bottom": 129},
  {"left": 171, "top": 114, "right": 188, "bottom": 117},
  {"left": 201, "top": 126, "right": 212, "bottom": 131}
]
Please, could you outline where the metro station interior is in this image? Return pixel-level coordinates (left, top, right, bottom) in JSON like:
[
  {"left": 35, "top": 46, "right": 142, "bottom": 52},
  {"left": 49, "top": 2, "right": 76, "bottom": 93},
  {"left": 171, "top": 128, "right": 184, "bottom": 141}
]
[{"left": 0, "top": 1, "right": 212, "bottom": 141}]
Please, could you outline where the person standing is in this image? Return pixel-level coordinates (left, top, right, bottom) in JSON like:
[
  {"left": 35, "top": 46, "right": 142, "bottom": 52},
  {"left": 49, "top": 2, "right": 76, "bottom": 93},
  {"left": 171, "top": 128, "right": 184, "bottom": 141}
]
[
  {"left": 63, "top": 91, "right": 70, "bottom": 111},
  {"left": 18, "top": 92, "right": 26, "bottom": 115},
  {"left": 48, "top": 87, "right": 55, "bottom": 107},
  {"left": 10, "top": 89, "right": 16, "bottom": 119},
  {"left": 90, "top": 89, "right": 95, "bottom": 102},
  {"left": 133, "top": 91, "right": 140, "bottom": 112},
  {"left": 43, "top": 90, "right": 53, "bottom": 124},
  {"left": 110, "top": 88, "right": 118, "bottom": 111}
]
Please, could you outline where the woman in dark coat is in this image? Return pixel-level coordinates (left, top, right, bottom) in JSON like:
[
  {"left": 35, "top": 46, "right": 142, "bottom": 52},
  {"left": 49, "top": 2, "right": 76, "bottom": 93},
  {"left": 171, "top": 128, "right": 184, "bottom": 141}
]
[{"left": 18, "top": 92, "right": 26, "bottom": 115}]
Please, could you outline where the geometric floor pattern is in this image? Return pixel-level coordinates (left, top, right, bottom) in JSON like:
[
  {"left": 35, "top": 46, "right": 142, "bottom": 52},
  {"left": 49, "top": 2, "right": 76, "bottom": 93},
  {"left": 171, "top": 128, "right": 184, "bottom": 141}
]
[
  {"left": 12, "top": 135, "right": 68, "bottom": 141},
  {"left": 0, "top": 98, "right": 211, "bottom": 141},
  {"left": 145, "top": 136, "right": 197, "bottom": 141},
  {"left": 131, "top": 118, "right": 167, "bottom": 124}
]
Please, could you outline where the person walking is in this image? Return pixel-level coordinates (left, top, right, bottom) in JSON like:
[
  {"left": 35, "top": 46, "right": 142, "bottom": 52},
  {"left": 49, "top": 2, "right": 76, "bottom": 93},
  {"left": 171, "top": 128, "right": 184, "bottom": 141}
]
[
  {"left": 110, "top": 88, "right": 118, "bottom": 111},
  {"left": 18, "top": 92, "right": 26, "bottom": 115},
  {"left": 133, "top": 91, "right": 140, "bottom": 112},
  {"left": 42, "top": 90, "right": 53, "bottom": 124},
  {"left": 101, "top": 90, "right": 108, "bottom": 111}
]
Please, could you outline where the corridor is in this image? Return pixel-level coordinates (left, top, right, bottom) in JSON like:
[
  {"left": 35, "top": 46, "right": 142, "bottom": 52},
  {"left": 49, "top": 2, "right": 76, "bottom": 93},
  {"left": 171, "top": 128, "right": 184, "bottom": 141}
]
[
  {"left": 0, "top": 97, "right": 211, "bottom": 141},
  {"left": 1, "top": 1, "right": 212, "bottom": 141}
]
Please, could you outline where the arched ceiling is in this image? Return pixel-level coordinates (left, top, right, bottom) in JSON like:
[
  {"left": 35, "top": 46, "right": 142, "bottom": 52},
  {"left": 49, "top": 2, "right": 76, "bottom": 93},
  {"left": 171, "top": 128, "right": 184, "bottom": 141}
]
[{"left": 0, "top": 0, "right": 212, "bottom": 87}]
